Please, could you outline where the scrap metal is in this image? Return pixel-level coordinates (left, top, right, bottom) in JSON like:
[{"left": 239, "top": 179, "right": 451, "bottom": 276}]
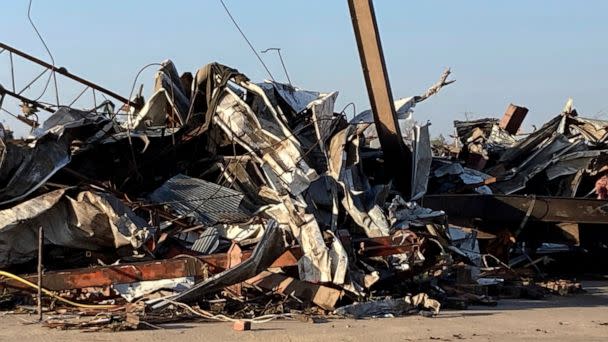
[{"left": 0, "top": 2, "right": 601, "bottom": 329}]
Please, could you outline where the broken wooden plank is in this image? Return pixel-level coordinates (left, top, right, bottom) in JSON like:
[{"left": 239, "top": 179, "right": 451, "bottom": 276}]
[{"left": 246, "top": 271, "right": 342, "bottom": 310}]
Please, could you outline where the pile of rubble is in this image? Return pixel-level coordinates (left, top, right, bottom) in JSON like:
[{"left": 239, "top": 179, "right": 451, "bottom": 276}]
[
  {"left": 424, "top": 99, "right": 608, "bottom": 267},
  {"left": 0, "top": 57, "right": 475, "bottom": 330},
  {"left": 433, "top": 100, "right": 608, "bottom": 198},
  {"left": 0, "top": 49, "right": 596, "bottom": 331}
]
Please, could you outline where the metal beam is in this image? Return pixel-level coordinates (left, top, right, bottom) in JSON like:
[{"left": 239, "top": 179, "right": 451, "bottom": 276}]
[
  {"left": 0, "top": 42, "right": 141, "bottom": 109},
  {"left": 348, "top": 0, "right": 412, "bottom": 197},
  {"left": 1, "top": 249, "right": 302, "bottom": 292},
  {"left": 0, "top": 84, "right": 55, "bottom": 113},
  {"left": 422, "top": 194, "right": 608, "bottom": 226},
  {"left": 0, "top": 235, "right": 420, "bottom": 292}
]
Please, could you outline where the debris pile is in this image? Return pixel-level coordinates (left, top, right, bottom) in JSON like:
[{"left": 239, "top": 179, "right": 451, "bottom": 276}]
[
  {"left": 0, "top": 46, "right": 599, "bottom": 331},
  {"left": 0, "top": 56, "right": 478, "bottom": 330},
  {"left": 425, "top": 99, "right": 608, "bottom": 274},
  {"left": 443, "top": 101, "right": 608, "bottom": 197}
]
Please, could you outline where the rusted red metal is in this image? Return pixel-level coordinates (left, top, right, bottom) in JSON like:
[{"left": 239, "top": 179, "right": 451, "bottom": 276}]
[
  {"left": 1, "top": 248, "right": 302, "bottom": 292},
  {"left": 1, "top": 236, "right": 419, "bottom": 292},
  {"left": 1, "top": 258, "right": 205, "bottom": 291},
  {"left": 355, "top": 232, "right": 420, "bottom": 257}
]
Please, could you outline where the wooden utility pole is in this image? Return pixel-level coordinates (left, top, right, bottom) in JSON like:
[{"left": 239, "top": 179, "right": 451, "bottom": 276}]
[{"left": 348, "top": 0, "right": 412, "bottom": 197}]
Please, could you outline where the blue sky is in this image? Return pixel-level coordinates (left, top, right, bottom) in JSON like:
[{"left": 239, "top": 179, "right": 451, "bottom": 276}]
[{"left": 1, "top": 0, "right": 607, "bottom": 137}]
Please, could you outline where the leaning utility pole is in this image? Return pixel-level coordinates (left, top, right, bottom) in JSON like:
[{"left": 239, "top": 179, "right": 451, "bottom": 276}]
[{"left": 348, "top": 0, "right": 412, "bottom": 197}]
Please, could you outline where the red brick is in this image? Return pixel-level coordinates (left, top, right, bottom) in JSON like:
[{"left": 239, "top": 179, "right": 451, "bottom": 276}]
[{"left": 233, "top": 320, "right": 251, "bottom": 331}]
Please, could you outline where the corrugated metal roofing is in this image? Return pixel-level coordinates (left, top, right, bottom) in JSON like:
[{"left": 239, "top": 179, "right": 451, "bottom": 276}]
[{"left": 149, "top": 174, "right": 256, "bottom": 226}]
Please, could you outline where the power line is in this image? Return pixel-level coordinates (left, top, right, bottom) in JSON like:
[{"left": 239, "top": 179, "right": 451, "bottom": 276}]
[
  {"left": 219, "top": 0, "right": 275, "bottom": 81},
  {"left": 27, "top": 0, "right": 60, "bottom": 105}
]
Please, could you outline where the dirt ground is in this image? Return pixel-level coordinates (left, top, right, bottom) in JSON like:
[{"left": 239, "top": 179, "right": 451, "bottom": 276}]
[{"left": 1, "top": 281, "right": 607, "bottom": 342}]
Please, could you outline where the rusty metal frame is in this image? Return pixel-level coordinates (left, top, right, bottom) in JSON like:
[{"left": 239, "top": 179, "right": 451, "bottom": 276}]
[
  {"left": 1, "top": 235, "right": 420, "bottom": 292},
  {"left": 0, "top": 42, "right": 141, "bottom": 129},
  {"left": 1, "top": 249, "right": 301, "bottom": 292},
  {"left": 0, "top": 42, "right": 138, "bottom": 109}
]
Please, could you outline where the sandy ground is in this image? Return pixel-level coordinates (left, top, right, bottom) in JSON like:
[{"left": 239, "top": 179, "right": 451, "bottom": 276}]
[{"left": 1, "top": 281, "right": 607, "bottom": 342}]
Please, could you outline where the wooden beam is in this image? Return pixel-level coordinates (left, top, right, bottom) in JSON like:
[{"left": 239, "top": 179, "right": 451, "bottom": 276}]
[{"left": 348, "top": 0, "right": 412, "bottom": 197}]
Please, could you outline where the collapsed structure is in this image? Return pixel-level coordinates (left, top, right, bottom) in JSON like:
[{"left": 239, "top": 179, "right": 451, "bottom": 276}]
[
  {"left": 0, "top": 38, "right": 602, "bottom": 330},
  {"left": 425, "top": 101, "right": 608, "bottom": 267}
]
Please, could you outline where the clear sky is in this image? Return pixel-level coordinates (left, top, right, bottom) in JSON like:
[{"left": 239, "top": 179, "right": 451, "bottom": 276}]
[{"left": 1, "top": 0, "right": 607, "bottom": 138}]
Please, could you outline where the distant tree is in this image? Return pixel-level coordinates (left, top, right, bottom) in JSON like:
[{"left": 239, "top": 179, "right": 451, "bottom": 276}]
[{"left": 430, "top": 134, "right": 446, "bottom": 147}]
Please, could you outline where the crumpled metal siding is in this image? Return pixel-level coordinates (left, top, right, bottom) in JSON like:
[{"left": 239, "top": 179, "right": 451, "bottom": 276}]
[{"left": 0, "top": 189, "right": 151, "bottom": 267}]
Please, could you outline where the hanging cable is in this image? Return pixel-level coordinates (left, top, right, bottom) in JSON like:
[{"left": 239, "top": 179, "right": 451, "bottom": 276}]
[
  {"left": 219, "top": 0, "right": 275, "bottom": 81},
  {"left": 160, "top": 298, "right": 292, "bottom": 323},
  {"left": 339, "top": 102, "right": 356, "bottom": 118},
  {"left": 113, "top": 62, "right": 163, "bottom": 120},
  {"left": 27, "top": 0, "right": 60, "bottom": 105},
  {"left": 111, "top": 62, "right": 163, "bottom": 185}
]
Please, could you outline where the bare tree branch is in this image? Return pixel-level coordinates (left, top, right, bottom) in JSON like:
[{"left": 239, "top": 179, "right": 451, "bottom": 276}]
[{"left": 415, "top": 68, "right": 455, "bottom": 103}]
